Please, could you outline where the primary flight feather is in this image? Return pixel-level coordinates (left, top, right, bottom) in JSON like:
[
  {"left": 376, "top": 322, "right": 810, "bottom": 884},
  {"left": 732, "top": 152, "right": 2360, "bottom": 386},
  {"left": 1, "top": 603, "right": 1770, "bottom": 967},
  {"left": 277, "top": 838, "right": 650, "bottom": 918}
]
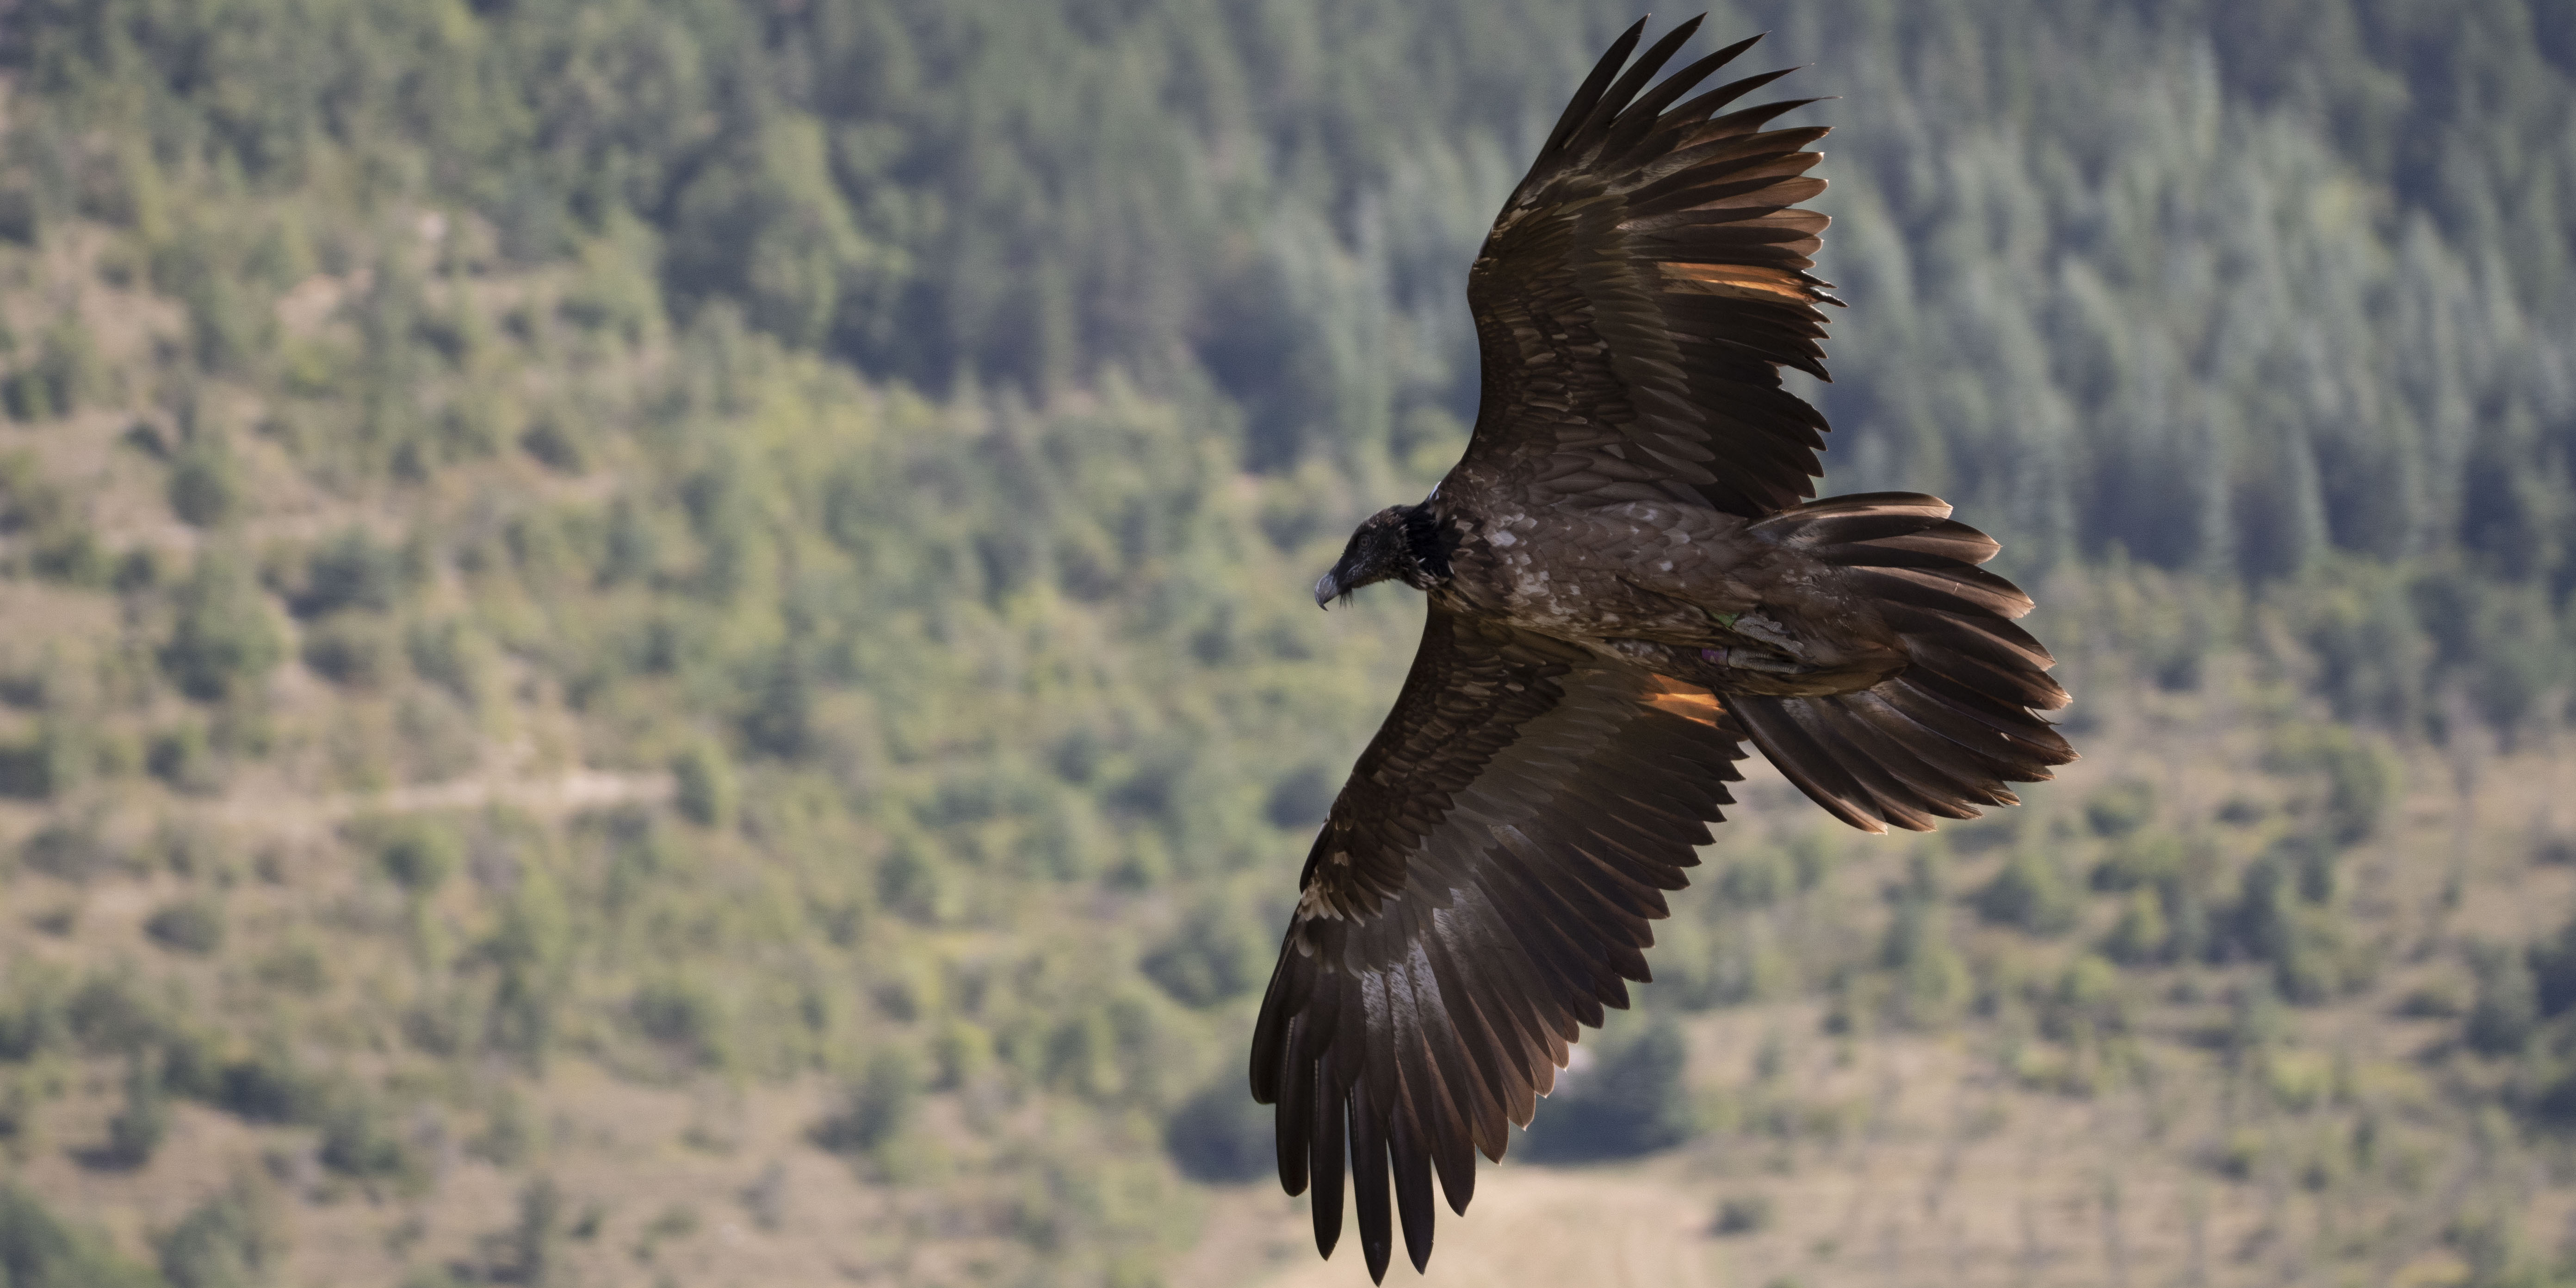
[{"left": 1250, "top": 16, "right": 2076, "bottom": 1281}]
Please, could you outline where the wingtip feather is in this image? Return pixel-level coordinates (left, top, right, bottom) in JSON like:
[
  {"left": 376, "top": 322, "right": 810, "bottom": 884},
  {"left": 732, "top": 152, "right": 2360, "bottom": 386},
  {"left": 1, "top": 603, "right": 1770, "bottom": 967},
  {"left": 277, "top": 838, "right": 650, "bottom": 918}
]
[{"left": 1542, "top": 17, "right": 1652, "bottom": 155}]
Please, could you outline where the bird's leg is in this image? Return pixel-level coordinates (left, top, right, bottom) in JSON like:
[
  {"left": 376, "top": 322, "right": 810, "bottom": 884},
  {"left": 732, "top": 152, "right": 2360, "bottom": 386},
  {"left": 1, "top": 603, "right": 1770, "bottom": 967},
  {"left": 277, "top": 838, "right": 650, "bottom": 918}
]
[
  {"left": 1600, "top": 636, "right": 1898, "bottom": 699},
  {"left": 1712, "top": 608, "right": 1807, "bottom": 658},
  {"left": 1695, "top": 644, "right": 1807, "bottom": 675},
  {"left": 1601, "top": 636, "right": 1801, "bottom": 677}
]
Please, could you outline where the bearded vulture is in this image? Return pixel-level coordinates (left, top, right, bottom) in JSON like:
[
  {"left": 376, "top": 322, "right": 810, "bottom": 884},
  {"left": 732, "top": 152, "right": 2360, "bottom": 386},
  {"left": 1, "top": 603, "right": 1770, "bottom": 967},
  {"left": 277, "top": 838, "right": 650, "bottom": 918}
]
[{"left": 1248, "top": 17, "right": 2077, "bottom": 1281}]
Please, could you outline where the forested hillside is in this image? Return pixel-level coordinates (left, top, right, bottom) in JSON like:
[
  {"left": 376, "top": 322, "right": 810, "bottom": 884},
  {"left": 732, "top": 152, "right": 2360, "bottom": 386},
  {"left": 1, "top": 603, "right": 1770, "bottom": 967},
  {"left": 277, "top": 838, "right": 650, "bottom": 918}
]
[{"left": 0, "top": 2, "right": 2568, "bottom": 1286}]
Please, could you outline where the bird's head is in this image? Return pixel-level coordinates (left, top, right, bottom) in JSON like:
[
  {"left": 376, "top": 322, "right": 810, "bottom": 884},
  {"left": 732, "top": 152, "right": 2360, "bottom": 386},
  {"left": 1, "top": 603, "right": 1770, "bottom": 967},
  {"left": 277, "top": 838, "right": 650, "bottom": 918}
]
[{"left": 1315, "top": 504, "right": 1448, "bottom": 608}]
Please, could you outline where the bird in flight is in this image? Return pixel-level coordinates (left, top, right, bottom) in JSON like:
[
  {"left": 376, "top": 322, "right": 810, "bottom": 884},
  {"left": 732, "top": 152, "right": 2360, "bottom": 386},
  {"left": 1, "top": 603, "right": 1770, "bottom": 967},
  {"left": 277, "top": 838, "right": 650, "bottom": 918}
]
[{"left": 1249, "top": 16, "right": 2075, "bottom": 1281}]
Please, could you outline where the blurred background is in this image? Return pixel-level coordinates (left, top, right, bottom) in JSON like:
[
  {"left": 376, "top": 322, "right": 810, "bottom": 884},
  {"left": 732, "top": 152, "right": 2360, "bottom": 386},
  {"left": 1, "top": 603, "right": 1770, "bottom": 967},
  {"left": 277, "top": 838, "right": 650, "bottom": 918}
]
[{"left": 0, "top": 0, "right": 2568, "bottom": 1284}]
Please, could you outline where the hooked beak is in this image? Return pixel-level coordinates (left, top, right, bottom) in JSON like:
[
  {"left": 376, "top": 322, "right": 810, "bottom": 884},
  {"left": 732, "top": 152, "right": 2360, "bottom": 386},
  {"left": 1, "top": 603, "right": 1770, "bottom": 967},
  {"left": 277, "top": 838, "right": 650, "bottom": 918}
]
[{"left": 1313, "top": 571, "right": 1339, "bottom": 610}]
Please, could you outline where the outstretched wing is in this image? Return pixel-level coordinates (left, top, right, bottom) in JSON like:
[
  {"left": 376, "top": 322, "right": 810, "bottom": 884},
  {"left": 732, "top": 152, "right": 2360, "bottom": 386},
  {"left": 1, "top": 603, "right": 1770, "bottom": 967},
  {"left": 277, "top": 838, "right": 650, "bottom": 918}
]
[
  {"left": 1458, "top": 17, "right": 1839, "bottom": 517},
  {"left": 1249, "top": 608, "right": 1747, "bottom": 1282}
]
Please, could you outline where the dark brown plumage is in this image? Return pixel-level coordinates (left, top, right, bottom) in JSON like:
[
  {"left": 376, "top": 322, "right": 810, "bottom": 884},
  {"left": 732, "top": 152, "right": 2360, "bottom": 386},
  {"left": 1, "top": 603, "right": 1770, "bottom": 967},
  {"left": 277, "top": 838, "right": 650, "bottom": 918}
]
[{"left": 1252, "top": 18, "right": 2076, "bottom": 1281}]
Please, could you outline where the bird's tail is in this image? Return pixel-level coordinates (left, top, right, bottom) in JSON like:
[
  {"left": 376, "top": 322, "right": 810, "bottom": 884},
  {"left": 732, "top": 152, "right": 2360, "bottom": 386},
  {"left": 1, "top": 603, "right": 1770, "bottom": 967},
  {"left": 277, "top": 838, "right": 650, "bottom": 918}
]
[{"left": 1729, "top": 493, "right": 2075, "bottom": 832}]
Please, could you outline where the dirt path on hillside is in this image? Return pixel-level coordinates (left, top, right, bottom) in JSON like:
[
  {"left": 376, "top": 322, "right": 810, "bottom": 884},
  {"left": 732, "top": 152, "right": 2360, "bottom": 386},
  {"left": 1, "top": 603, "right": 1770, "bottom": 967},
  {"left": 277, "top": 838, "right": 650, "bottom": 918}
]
[{"left": 206, "top": 765, "right": 672, "bottom": 833}]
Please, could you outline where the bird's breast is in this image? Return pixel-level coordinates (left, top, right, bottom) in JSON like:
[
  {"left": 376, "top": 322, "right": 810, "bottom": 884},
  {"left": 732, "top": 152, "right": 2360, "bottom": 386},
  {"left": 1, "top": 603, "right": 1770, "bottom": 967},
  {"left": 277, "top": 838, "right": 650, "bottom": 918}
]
[{"left": 1439, "top": 504, "right": 1750, "bottom": 641}]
